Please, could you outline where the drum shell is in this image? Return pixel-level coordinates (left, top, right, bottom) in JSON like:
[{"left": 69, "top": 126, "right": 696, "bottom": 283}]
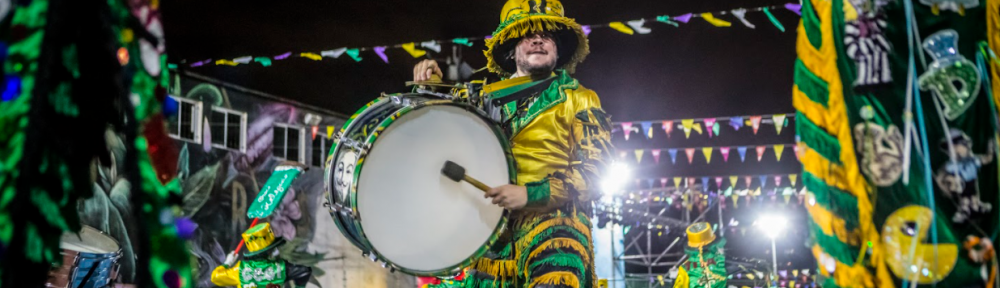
[
  {"left": 325, "top": 94, "right": 515, "bottom": 276},
  {"left": 47, "top": 226, "right": 121, "bottom": 288}
]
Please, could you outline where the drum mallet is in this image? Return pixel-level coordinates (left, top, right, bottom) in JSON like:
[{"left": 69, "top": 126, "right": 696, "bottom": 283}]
[{"left": 441, "top": 161, "right": 491, "bottom": 192}]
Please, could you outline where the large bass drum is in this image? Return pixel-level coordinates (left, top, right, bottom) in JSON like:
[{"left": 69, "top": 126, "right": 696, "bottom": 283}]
[{"left": 324, "top": 93, "right": 514, "bottom": 276}]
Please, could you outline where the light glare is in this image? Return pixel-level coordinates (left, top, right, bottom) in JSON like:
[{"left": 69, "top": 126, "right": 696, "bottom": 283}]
[{"left": 601, "top": 163, "right": 632, "bottom": 195}]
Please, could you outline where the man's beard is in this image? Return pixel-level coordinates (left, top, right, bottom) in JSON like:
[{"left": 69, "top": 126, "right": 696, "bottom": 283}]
[{"left": 516, "top": 56, "right": 557, "bottom": 76}]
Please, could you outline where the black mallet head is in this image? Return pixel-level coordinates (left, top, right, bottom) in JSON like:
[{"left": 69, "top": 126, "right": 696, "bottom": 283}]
[{"left": 442, "top": 161, "right": 466, "bottom": 182}]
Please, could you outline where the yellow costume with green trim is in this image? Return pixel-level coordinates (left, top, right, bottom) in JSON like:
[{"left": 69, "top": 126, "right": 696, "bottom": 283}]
[
  {"left": 428, "top": 1, "right": 613, "bottom": 287},
  {"left": 211, "top": 223, "right": 311, "bottom": 288}
]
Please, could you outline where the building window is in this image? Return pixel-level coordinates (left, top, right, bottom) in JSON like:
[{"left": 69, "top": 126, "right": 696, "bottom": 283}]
[
  {"left": 167, "top": 96, "right": 202, "bottom": 143},
  {"left": 273, "top": 123, "right": 304, "bottom": 163},
  {"left": 209, "top": 107, "right": 246, "bottom": 152},
  {"left": 312, "top": 134, "right": 331, "bottom": 168}
]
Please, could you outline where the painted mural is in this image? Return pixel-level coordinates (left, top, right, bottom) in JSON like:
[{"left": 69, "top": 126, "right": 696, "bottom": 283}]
[{"left": 77, "top": 73, "right": 416, "bottom": 287}]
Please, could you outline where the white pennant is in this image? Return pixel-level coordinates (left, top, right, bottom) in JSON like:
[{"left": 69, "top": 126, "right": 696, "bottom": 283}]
[
  {"left": 731, "top": 8, "right": 756, "bottom": 28},
  {"left": 421, "top": 41, "right": 442, "bottom": 53},
  {"left": 321, "top": 47, "right": 348, "bottom": 58},
  {"left": 626, "top": 19, "right": 652, "bottom": 34}
]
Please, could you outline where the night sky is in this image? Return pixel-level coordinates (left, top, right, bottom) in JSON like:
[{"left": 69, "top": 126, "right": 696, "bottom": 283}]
[{"left": 162, "top": 0, "right": 813, "bottom": 277}]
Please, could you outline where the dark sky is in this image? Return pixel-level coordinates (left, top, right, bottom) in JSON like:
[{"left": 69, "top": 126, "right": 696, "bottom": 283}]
[{"left": 162, "top": 0, "right": 799, "bottom": 120}]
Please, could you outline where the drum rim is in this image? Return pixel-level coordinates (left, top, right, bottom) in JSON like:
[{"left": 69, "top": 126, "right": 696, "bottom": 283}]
[
  {"left": 324, "top": 96, "right": 390, "bottom": 251},
  {"left": 351, "top": 98, "right": 516, "bottom": 276}
]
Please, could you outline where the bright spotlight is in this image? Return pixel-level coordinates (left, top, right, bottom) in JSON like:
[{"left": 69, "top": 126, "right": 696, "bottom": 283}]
[
  {"left": 601, "top": 162, "right": 632, "bottom": 195},
  {"left": 757, "top": 214, "right": 788, "bottom": 239}
]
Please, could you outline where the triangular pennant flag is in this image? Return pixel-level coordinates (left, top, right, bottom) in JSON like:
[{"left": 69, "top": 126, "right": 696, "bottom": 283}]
[
  {"left": 345, "top": 48, "right": 362, "bottom": 62},
  {"left": 789, "top": 281, "right": 796, "bottom": 288},
  {"left": 401, "top": 43, "right": 427, "bottom": 58},
  {"left": 609, "top": 22, "right": 635, "bottom": 35},
  {"left": 725, "top": 186, "right": 734, "bottom": 196},
  {"left": 729, "top": 176, "right": 738, "bottom": 187},
  {"left": 759, "top": 175, "right": 768, "bottom": 188},
  {"left": 802, "top": 269, "right": 810, "bottom": 276},
  {"left": 320, "top": 47, "right": 348, "bottom": 58},
  {"left": 685, "top": 148, "right": 696, "bottom": 164},
  {"left": 773, "top": 114, "right": 787, "bottom": 135},
  {"left": 704, "top": 118, "right": 717, "bottom": 137},
  {"left": 785, "top": 3, "right": 803, "bottom": 15},
  {"left": 702, "top": 147, "right": 714, "bottom": 164},
  {"left": 452, "top": 38, "right": 474, "bottom": 47},
  {"left": 651, "top": 149, "right": 662, "bottom": 164},
  {"left": 373, "top": 46, "right": 389, "bottom": 63},
  {"left": 420, "top": 41, "right": 442, "bottom": 53},
  {"left": 668, "top": 149, "right": 678, "bottom": 164},
  {"left": 641, "top": 121, "right": 654, "bottom": 139},
  {"left": 792, "top": 270, "right": 799, "bottom": 277},
  {"left": 326, "top": 126, "right": 335, "bottom": 138},
  {"left": 762, "top": 7, "right": 786, "bottom": 32},
  {"left": 731, "top": 8, "right": 756, "bottom": 28},
  {"left": 756, "top": 145, "right": 767, "bottom": 161},
  {"left": 775, "top": 175, "right": 783, "bottom": 187},
  {"left": 626, "top": 19, "right": 652, "bottom": 34},
  {"left": 647, "top": 179, "right": 655, "bottom": 189},
  {"left": 729, "top": 116, "right": 744, "bottom": 131},
  {"left": 662, "top": 121, "right": 674, "bottom": 137},
  {"left": 794, "top": 144, "right": 803, "bottom": 160},
  {"left": 299, "top": 53, "right": 322, "bottom": 61},
  {"left": 674, "top": 13, "right": 693, "bottom": 23},
  {"left": 774, "top": 144, "right": 785, "bottom": 161},
  {"left": 681, "top": 119, "right": 695, "bottom": 138},
  {"left": 654, "top": 15, "right": 680, "bottom": 26},
  {"left": 744, "top": 176, "right": 752, "bottom": 188},
  {"left": 581, "top": 25, "right": 591, "bottom": 35},
  {"left": 720, "top": 147, "right": 731, "bottom": 162},
  {"left": 687, "top": 177, "right": 697, "bottom": 187},
  {"left": 779, "top": 270, "right": 788, "bottom": 279},
  {"left": 700, "top": 12, "right": 732, "bottom": 27},
  {"left": 635, "top": 149, "right": 645, "bottom": 163},
  {"left": 673, "top": 177, "right": 683, "bottom": 188},
  {"left": 621, "top": 122, "right": 633, "bottom": 140},
  {"left": 737, "top": 146, "right": 748, "bottom": 162},
  {"left": 750, "top": 116, "right": 763, "bottom": 134},
  {"left": 253, "top": 57, "right": 272, "bottom": 67},
  {"left": 692, "top": 123, "right": 704, "bottom": 135},
  {"left": 790, "top": 174, "right": 798, "bottom": 186},
  {"left": 660, "top": 177, "right": 668, "bottom": 188},
  {"left": 784, "top": 194, "right": 792, "bottom": 203},
  {"left": 713, "top": 122, "right": 720, "bottom": 137},
  {"left": 715, "top": 177, "right": 723, "bottom": 190},
  {"left": 701, "top": 177, "right": 709, "bottom": 191},
  {"left": 233, "top": 56, "right": 253, "bottom": 64}
]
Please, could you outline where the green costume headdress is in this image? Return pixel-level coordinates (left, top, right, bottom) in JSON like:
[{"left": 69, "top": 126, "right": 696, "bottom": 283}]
[{"left": 484, "top": 0, "right": 590, "bottom": 76}]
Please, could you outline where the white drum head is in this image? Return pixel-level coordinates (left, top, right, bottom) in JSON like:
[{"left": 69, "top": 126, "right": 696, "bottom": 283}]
[
  {"left": 60, "top": 226, "right": 119, "bottom": 254},
  {"left": 357, "top": 105, "right": 508, "bottom": 273}
]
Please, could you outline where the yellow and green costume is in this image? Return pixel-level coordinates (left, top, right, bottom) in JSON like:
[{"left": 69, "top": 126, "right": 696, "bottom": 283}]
[
  {"left": 211, "top": 223, "right": 311, "bottom": 288},
  {"left": 429, "top": 1, "right": 612, "bottom": 287}
]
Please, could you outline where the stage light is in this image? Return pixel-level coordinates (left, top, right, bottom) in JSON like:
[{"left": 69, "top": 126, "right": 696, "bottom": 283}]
[
  {"left": 601, "top": 162, "right": 632, "bottom": 195},
  {"left": 757, "top": 214, "right": 787, "bottom": 239}
]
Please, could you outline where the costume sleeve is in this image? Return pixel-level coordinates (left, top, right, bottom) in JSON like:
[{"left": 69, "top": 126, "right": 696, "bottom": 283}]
[
  {"left": 523, "top": 89, "right": 615, "bottom": 212},
  {"left": 211, "top": 262, "right": 242, "bottom": 287}
]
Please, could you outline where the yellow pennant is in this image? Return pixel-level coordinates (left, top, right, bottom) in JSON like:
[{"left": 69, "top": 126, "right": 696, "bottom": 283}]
[
  {"left": 729, "top": 176, "right": 738, "bottom": 187},
  {"left": 731, "top": 195, "right": 739, "bottom": 208},
  {"left": 215, "top": 59, "right": 238, "bottom": 66},
  {"left": 673, "top": 177, "right": 683, "bottom": 188},
  {"left": 326, "top": 126, "right": 335, "bottom": 138},
  {"left": 790, "top": 174, "right": 798, "bottom": 186},
  {"left": 774, "top": 144, "right": 785, "bottom": 161},
  {"left": 692, "top": 123, "right": 703, "bottom": 135},
  {"left": 681, "top": 119, "right": 695, "bottom": 138},
  {"left": 773, "top": 114, "right": 787, "bottom": 135},
  {"left": 784, "top": 194, "right": 792, "bottom": 203},
  {"left": 789, "top": 281, "right": 795, "bottom": 288},
  {"left": 401, "top": 42, "right": 427, "bottom": 58},
  {"left": 702, "top": 147, "right": 713, "bottom": 164},
  {"left": 635, "top": 149, "right": 645, "bottom": 163},
  {"left": 609, "top": 22, "right": 635, "bottom": 35},
  {"left": 700, "top": 12, "right": 732, "bottom": 27},
  {"left": 300, "top": 52, "right": 323, "bottom": 61},
  {"left": 793, "top": 270, "right": 799, "bottom": 277}
]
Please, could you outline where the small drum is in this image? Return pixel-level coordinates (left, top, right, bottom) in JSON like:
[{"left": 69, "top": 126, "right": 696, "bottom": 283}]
[
  {"left": 47, "top": 226, "right": 121, "bottom": 288},
  {"left": 324, "top": 93, "right": 514, "bottom": 276}
]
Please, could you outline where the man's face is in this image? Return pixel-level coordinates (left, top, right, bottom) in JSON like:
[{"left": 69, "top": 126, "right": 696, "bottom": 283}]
[{"left": 514, "top": 32, "right": 558, "bottom": 75}]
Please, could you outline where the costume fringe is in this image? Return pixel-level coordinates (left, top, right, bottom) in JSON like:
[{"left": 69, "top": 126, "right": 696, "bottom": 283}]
[
  {"left": 527, "top": 253, "right": 587, "bottom": 276},
  {"left": 528, "top": 271, "right": 580, "bottom": 288},
  {"left": 471, "top": 258, "right": 517, "bottom": 278},
  {"left": 517, "top": 217, "right": 591, "bottom": 249},
  {"left": 526, "top": 238, "right": 590, "bottom": 264},
  {"left": 484, "top": 16, "right": 590, "bottom": 76}
]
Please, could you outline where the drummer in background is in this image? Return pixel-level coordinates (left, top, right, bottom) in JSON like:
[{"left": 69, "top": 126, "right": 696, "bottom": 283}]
[{"left": 414, "top": 0, "right": 614, "bottom": 287}]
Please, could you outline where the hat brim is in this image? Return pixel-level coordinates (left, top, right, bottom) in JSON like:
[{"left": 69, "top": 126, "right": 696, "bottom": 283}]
[
  {"left": 485, "top": 14, "right": 589, "bottom": 76},
  {"left": 242, "top": 237, "right": 286, "bottom": 258}
]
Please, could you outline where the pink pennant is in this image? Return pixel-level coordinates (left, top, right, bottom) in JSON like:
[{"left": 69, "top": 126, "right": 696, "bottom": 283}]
[
  {"left": 756, "top": 145, "right": 767, "bottom": 161},
  {"left": 775, "top": 175, "right": 783, "bottom": 187},
  {"left": 660, "top": 177, "right": 668, "bottom": 188},
  {"left": 704, "top": 118, "right": 717, "bottom": 138},
  {"left": 622, "top": 122, "right": 633, "bottom": 140},
  {"left": 744, "top": 176, "right": 752, "bottom": 188},
  {"left": 662, "top": 121, "right": 674, "bottom": 138},
  {"left": 652, "top": 149, "right": 662, "bottom": 164},
  {"left": 794, "top": 144, "right": 803, "bottom": 160},
  {"left": 687, "top": 177, "right": 696, "bottom": 187},
  {"left": 715, "top": 177, "right": 723, "bottom": 189},
  {"left": 720, "top": 146, "right": 731, "bottom": 162},
  {"left": 750, "top": 116, "right": 763, "bottom": 134},
  {"left": 674, "top": 13, "right": 693, "bottom": 23},
  {"left": 685, "top": 148, "right": 696, "bottom": 164}
]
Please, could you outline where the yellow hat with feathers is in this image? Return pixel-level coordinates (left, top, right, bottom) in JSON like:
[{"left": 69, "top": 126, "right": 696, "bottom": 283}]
[{"left": 484, "top": 0, "right": 589, "bottom": 76}]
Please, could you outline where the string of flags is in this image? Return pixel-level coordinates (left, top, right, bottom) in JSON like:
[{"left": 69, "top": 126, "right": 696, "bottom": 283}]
[
  {"left": 723, "top": 269, "right": 816, "bottom": 288},
  {"left": 622, "top": 143, "right": 799, "bottom": 164},
  {"left": 181, "top": 4, "right": 802, "bottom": 68},
  {"left": 617, "top": 113, "right": 793, "bottom": 140},
  {"left": 630, "top": 173, "right": 800, "bottom": 191}
]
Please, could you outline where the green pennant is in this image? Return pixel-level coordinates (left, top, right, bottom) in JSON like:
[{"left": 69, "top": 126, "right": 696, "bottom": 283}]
[{"left": 247, "top": 166, "right": 303, "bottom": 218}]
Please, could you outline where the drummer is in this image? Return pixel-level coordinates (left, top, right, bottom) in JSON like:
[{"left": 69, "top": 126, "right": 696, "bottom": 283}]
[{"left": 414, "top": 0, "right": 614, "bottom": 287}]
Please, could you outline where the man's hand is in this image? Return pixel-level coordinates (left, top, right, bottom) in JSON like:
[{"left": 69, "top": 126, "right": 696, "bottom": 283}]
[
  {"left": 486, "top": 184, "right": 528, "bottom": 210},
  {"left": 413, "top": 59, "right": 443, "bottom": 82}
]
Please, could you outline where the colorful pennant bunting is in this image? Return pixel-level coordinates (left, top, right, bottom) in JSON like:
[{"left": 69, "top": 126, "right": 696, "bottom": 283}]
[
  {"left": 775, "top": 175, "right": 783, "bottom": 187},
  {"left": 609, "top": 22, "right": 635, "bottom": 34},
  {"left": 715, "top": 177, "right": 724, "bottom": 189},
  {"left": 774, "top": 144, "right": 785, "bottom": 161},
  {"left": 685, "top": 148, "right": 696, "bottom": 164},
  {"left": 789, "top": 174, "right": 798, "bottom": 186},
  {"left": 721, "top": 146, "right": 731, "bottom": 162},
  {"left": 626, "top": 19, "right": 652, "bottom": 34},
  {"left": 673, "top": 177, "right": 682, "bottom": 188},
  {"left": 674, "top": 13, "right": 693, "bottom": 23},
  {"left": 762, "top": 7, "right": 786, "bottom": 32},
  {"left": 749, "top": 115, "right": 763, "bottom": 134},
  {"left": 702, "top": 147, "right": 713, "bottom": 163},
  {"left": 373, "top": 46, "right": 389, "bottom": 63},
  {"left": 704, "top": 118, "right": 717, "bottom": 137},
  {"left": 660, "top": 177, "right": 668, "bottom": 188},
  {"left": 641, "top": 121, "right": 654, "bottom": 139},
  {"left": 651, "top": 149, "right": 662, "bottom": 164},
  {"left": 700, "top": 12, "right": 732, "bottom": 27},
  {"left": 759, "top": 175, "right": 768, "bottom": 188},
  {"left": 729, "top": 176, "right": 738, "bottom": 187},
  {"left": 662, "top": 121, "right": 674, "bottom": 137},
  {"left": 732, "top": 8, "right": 756, "bottom": 28},
  {"left": 635, "top": 149, "right": 645, "bottom": 163},
  {"left": 737, "top": 146, "right": 748, "bottom": 162},
  {"left": 326, "top": 126, "right": 335, "bottom": 138},
  {"left": 773, "top": 114, "right": 787, "bottom": 134},
  {"left": 622, "top": 122, "right": 633, "bottom": 140},
  {"left": 756, "top": 145, "right": 767, "bottom": 161},
  {"left": 701, "top": 177, "right": 709, "bottom": 191},
  {"left": 668, "top": 149, "right": 678, "bottom": 164},
  {"left": 681, "top": 119, "right": 694, "bottom": 138},
  {"left": 401, "top": 43, "right": 427, "bottom": 58},
  {"left": 730, "top": 116, "right": 744, "bottom": 131}
]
